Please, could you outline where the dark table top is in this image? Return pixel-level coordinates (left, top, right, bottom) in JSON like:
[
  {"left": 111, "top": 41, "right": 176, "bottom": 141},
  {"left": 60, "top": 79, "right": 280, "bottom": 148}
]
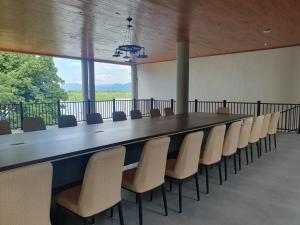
[{"left": 0, "top": 112, "right": 249, "bottom": 172}]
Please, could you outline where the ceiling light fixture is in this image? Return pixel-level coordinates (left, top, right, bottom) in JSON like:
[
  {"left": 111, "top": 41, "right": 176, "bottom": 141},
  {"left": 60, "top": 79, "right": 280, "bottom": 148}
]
[
  {"left": 263, "top": 28, "right": 272, "bottom": 34},
  {"left": 112, "top": 17, "right": 148, "bottom": 63}
]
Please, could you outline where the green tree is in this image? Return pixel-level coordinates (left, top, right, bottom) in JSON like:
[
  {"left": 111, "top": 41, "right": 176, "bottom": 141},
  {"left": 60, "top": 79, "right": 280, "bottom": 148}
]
[
  {"left": 0, "top": 52, "right": 67, "bottom": 104},
  {"left": 0, "top": 52, "right": 68, "bottom": 127}
]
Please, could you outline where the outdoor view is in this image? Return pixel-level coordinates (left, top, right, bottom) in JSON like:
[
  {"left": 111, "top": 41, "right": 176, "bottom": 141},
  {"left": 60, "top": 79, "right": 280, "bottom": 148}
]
[
  {"left": 0, "top": 52, "right": 131, "bottom": 105},
  {"left": 0, "top": 52, "right": 132, "bottom": 128},
  {"left": 55, "top": 57, "right": 132, "bottom": 101}
]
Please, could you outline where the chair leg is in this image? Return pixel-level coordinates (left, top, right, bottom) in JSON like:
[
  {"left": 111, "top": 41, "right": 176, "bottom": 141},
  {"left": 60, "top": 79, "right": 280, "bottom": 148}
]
[
  {"left": 194, "top": 173, "right": 200, "bottom": 201},
  {"left": 90, "top": 217, "right": 95, "bottom": 225},
  {"left": 224, "top": 157, "right": 227, "bottom": 181},
  {"left": 178, "top": 180, "right": 182, "bottom": 213},
  {"left": 83, "top": 217, "right": 90, "bottom": 225},
  {"left": 269, "top": 135, "right": 271, "bottom": 152},
  {"left": 238, "top": 150, "right": 241, "bottom": 171},
  {"left": 149, "top": 190, "right": 153, "bottom": 201},
  {"left": 161, "top": 184, "right": 168, "bottom": 216},
  {"left": 250, "top": 144, "right": 254, "bottom": 163},
  {"left": 274, "top": 134, "right": 277, "bottom": 149},
  {"left": 257, "top": 141, "right": 261, "bottom": 158},
  {"left": 205, "top": 165, "right": 209, "bottom": 194},
  {"left": 110, "top": 207, "right": 114, "bottom": 217},
  {"left": 233, "top": 154, "right": 237, "bottom": 174},
  {"left": 55, "top": 205, "right": 61, "bottom": 225},
  {"left": 264, "top": 137, "right": 267, "bottom": 153},
  {"left": 169, "top": 177, "right": 173, "bottom": 192},
  {"left": 117, "top": 202, "right": 125, "bottom": 225},
  {"left": 199, "top": 164, "right": 203, "bottom": 175},
  {"left": 138, "top": 193, "right": 143, "bottom": 225},
  {"left": 218, "top": 161, "right": 222, "bottom": 185},
  {"left": 245, "top": 147, "right": 249, "bottom": 165}
]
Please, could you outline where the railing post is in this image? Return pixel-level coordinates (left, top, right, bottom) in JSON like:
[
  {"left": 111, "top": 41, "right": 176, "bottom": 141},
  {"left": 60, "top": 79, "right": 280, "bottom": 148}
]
[
  {"left": 223, "top": 100, "right": 227, "bottom": 108},
  {"left": 150, "top": 98, "right": 154, "bottom": 110},
  {"left": 298, "top": 104, "right": 300, "bottom": 134},
  {"left": 257, "top": 100, "right": 261, "bottom": 116},
  {"left": 20, "top": 102, "right": 24, "bottom": 130},
  {"left": 113, "top": 98, "right": 116, "bottom": 113},
  {"left": 57, "top": 100, "right": 61, "bottom": 119},
  {"left": 87, "top": 99, "right": 91, "bottom": 114},
  {"left": 133, "top": 98, "right": 137, "bottom": 110},
  {"left": 171, "top": 99, "right": 174, "bottom": 111},
  {"left": 195, "top": 99, "right": 198, "bottom": 112}
]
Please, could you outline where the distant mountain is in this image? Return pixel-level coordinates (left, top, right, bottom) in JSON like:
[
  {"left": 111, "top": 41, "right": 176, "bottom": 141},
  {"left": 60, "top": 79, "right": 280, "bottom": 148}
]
[{"left": 61, "top": 83, "right": 131, "bottom": 92}]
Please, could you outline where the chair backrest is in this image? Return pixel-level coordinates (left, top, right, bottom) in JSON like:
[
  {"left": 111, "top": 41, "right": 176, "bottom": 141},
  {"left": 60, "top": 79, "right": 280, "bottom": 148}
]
[
  {"left": 130, "top": 110, "right": 142, "bottom": 120},
  {"left": 249, "top": 115, "right": 264, "bottom": 143},
  {"left": 201, "top": 124, "right": 226, "bottom": 165},
  {"left": 173, "top": 131, "right": 204, "bottom": 179},
  {"left": 133, "top": 137, "right": 170, "bottom": 193},
  {"left": 0, "top": 120, "right": 12, "bottom": 135},
  {"left": 112, "top": 111, "right": 127, "bottom": 122},
  {"left": 268, "top": 111, "right": 281, "bottom": 135},
  {"left": 164, "top": 108, "right": 174, "bottom": 116},
  {"left": 238, "top": 117, "right": 253, "bottom": 149},
  {"left": 58, "top": 115, "right": 77, "bottom": 128},
  {"left": 86, "top": 113, "right": 103, "bottom": 125},
  {"left": 222, "top": 121, "right": 242, "bottom": 156},
  {"left": 78, "top": 146, "right": 126, "bottom": 216},
  {"left": 216, "top": 107, "right": 230, "bottom": 115},
  {"left": 150, "top": 109, "right": 161, "bottom": 117},
  {"left": 0, "top": 162, "right": 53, "bottom": 225},
  {"left": 23, "top": 117, "right": 46, "bottom": 132},
  {"left": 260, "top": 113, "right": 272, "bottom": 138}
]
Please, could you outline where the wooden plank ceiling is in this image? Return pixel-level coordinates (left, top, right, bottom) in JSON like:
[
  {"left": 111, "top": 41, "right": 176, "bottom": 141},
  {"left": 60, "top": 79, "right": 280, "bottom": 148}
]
[{"left": 0, "top": 0, "right": 299, "bottom": 64}]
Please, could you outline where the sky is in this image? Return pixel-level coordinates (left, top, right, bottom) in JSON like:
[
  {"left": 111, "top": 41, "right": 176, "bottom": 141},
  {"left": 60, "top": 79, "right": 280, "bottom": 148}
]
[{"left": 53, "top": 58, "right": 131, "bottom": 84}]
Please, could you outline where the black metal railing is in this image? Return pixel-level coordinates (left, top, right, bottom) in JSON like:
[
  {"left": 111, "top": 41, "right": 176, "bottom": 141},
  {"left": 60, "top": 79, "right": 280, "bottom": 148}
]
[{"left": 0, "top": 99, "right": 299, "bottom": 133}]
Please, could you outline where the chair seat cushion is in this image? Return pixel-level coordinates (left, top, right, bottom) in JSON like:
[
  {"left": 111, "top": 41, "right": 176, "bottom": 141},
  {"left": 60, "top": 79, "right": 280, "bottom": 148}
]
[
  {"left": 122, "top": 168, "right": 137, "bottom": 192},
  {"left": 56, "top": 185, "right": 81, "bottom": 215}
]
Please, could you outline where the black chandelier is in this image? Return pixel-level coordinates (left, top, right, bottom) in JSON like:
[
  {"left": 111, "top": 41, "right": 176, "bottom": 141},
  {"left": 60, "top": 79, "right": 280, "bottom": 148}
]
[{"left": 112, "top": 17, "right": 148, "bottom": 63}]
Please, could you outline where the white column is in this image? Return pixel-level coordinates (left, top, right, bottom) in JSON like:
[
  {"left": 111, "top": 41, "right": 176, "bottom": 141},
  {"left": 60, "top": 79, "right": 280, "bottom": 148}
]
[
  {"left": 176, "top": 41, "right": 189, "bottom": 114},
  {"left": 88, "top": 59, "right": 96, "bottom": 102},
  {"left": 131, "top": 64, "right": 138, "bottom": 99},
  {"left": 81, "top": 59, "right": 89, "bottom": 102},
  {"left": 88, "top": 59, "right": 96, "bottom": 113},
  {"left": 81, "top": 59, "right": 89, "bottom": 117}
]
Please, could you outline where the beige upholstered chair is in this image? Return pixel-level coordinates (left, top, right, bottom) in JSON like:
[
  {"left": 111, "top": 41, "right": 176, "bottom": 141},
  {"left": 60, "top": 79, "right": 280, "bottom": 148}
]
[
  {"left": 23, "top": 117, "right": 46, "bottom": 132},
  {"left": 164, "top": 108, "right": 174, "bottom": 116},
  {"left": 268, "top": 111, "right": 281, "bottom": 151},
  {"left": 0, "top": 120, "right": 12, "bottom": 135},
  {"left": 122, "top": 137, "right": 170, "bottom": 225},
  {"left": 56, "top": 146, "right": 126, "bottom": 225},
  {"left": 216, "top": 107, "right": 230, "bottom": 115},
  {"left": 222, "top": 121, "right": 242, "bottom": 180},
  {"left": 248, "top": 115, "right": 264, "bottom": 162},
  {"left": 165, "top": 131, "right": 204, "bottom": 213},
  {"left": 150, "top": 108, "right": 161, "bottom": 117},
  {"left": 199, "top": 124, "right": 226, "bottom": 194},
  {"left": 237, "top": 117, "right": 253, "bottom": 168},
  {"left": 259, "top": 113, "right": 272, "bottom": 154},
  {"left": 0, "top": 162, "right": 53, "bottom": 225}
]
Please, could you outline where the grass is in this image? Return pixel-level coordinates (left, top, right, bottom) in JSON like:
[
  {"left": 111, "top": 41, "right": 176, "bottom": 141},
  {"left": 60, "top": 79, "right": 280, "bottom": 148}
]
[{"left": 67, "top": 91, "right": 132, "bottom": 101}]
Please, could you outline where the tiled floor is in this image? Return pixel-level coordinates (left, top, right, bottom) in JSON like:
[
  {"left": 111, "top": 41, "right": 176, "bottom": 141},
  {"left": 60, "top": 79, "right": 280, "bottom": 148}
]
[{"left": 58, "top": 133, "right": 300, "bottom": 225}]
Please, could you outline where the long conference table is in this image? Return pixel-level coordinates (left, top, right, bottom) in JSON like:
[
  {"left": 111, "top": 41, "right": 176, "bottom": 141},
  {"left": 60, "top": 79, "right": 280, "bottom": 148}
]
[{"left": 0, "top": 112, "right": 249, "bottom": 189}]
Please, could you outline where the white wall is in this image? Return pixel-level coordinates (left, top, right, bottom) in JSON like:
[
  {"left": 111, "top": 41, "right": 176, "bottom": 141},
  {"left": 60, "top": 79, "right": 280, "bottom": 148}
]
[{"left": 138, "top": 46, "right": 300, "bottom": 103}]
